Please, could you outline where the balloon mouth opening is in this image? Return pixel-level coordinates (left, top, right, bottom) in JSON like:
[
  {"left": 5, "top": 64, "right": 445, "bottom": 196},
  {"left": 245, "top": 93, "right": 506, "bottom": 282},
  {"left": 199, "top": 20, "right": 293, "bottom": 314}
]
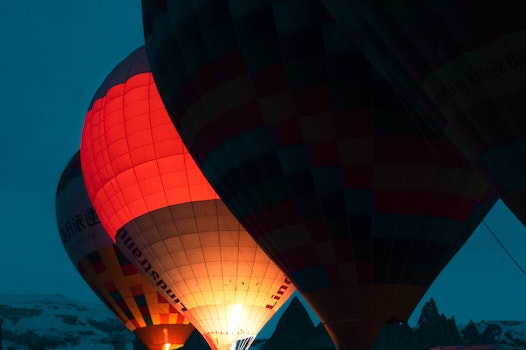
[{"left": 230, "top": 335, "right": 256, "bottom": 350}]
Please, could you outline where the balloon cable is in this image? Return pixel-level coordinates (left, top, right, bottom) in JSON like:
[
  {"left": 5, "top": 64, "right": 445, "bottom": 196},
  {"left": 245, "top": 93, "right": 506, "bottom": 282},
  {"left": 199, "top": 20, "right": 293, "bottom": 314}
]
[{"left": 482, "top": 220, "right": 526, "bottom": 278}]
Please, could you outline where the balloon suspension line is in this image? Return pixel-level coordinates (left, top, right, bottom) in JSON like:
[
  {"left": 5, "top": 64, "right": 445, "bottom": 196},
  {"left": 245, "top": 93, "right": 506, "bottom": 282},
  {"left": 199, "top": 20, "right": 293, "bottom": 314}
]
[{"left": 482, "top": 220, "right": 526, "bottom": 278}]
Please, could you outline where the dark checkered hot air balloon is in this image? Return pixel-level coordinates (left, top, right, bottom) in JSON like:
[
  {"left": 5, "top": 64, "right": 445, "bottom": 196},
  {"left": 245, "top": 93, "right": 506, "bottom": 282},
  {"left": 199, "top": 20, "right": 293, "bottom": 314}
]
[
  {"left": 56, "top": 151, "right": 194, "bottom": 350},
  {"left": 322, "top": 0, "right": 526, "bottom": 227},
  {"left": 79, "top": 47, "right": 295, "bottom": 350},
  {"left": 141, "top": 1, "right": 497, "bottom": 349}
]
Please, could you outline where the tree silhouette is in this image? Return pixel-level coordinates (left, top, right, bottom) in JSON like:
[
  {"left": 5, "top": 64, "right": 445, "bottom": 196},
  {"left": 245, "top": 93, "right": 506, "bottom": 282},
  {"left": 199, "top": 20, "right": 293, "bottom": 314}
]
[{"left": 461, "top": 320, "right": 481, "bottom": 345}]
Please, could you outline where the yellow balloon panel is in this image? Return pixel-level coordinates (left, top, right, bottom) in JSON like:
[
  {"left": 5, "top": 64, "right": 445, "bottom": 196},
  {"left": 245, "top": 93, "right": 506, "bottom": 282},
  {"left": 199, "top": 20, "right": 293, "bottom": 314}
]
[{"left": 77, "top": 245, "right": 190, "bottom": 332}]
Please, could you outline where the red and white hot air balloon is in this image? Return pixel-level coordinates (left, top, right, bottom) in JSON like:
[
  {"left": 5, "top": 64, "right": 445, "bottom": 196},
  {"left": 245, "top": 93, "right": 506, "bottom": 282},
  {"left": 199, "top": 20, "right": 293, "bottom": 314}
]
[{"left": 80, "top": 47, "right": 295, "bottom": 350}]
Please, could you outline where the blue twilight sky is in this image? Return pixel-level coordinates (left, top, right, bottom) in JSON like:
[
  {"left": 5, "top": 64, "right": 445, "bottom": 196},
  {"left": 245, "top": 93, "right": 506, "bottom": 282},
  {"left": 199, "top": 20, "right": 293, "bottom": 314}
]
[{"left": 2, "top": 1, "right": 526, "bottom": 333}]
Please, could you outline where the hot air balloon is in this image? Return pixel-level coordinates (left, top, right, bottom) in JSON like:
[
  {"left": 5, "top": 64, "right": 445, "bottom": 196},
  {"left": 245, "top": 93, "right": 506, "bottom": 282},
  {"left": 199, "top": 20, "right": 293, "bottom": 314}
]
[
  {"left": 141, "top": 1, "right": 497, "bottom": 349},
  {"left": 321, "top": 0, "right": 526, "bottom": 226},
  {"left": 56, "top": 151, "right": 194, "bottom": 350},
  {"left": 79, "top": 47, "right": 295, "bottom": 350}
]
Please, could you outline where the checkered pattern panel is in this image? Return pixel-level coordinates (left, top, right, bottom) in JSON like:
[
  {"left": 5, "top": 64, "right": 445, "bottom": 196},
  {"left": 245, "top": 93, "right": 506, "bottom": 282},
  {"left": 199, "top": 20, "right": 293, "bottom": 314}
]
[{"left": 321, "top": 0, "right": 526, "bottom": 225}]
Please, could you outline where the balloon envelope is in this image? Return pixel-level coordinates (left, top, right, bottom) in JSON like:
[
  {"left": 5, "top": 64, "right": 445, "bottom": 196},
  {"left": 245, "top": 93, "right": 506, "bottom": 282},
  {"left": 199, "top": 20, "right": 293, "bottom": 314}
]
[
  {"left": 80, "top": 47, "right": 295, "bottom": 350},
  {"left": 56, "top": 151, "right": 194, "bottom": 350},
  {"left": 142, "top": 1, "right": 497, "bottom": 349},
  {"left": 322, "top": 0, "right": 526, "bottom": 226}
]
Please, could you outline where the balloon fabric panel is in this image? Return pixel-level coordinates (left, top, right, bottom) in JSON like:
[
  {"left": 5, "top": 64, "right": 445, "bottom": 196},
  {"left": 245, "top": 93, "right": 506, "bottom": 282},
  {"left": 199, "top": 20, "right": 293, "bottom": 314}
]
[{"left": 117, "top": 201, "right": 295, "bottom": 350}]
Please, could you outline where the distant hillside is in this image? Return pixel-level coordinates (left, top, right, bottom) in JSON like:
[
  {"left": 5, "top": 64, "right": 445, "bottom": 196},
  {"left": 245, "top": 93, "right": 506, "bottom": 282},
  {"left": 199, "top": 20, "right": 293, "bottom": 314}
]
[
  {"left": 458, "top": 320, "right": 526, "bottom": 349},
  {"left": 0, "top": 294, "right": 134, "bottom": 349},
  {"left": 1, "top": 294, "right": 525, "bottom": 349},
  {"left": 373, "top": 298, "right": 526, "bottom": 350}
]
